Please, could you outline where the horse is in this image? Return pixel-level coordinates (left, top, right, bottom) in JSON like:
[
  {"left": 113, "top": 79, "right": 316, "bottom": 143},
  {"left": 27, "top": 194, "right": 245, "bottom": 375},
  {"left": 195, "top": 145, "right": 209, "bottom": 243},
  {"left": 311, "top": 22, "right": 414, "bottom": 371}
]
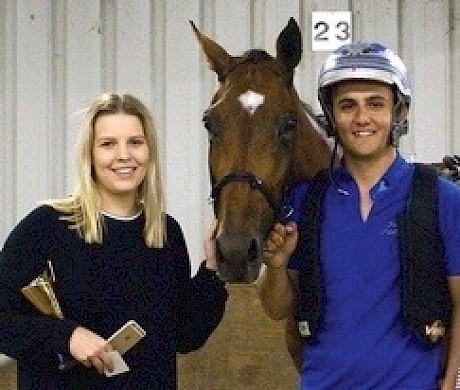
[{"left": 191, "top": 18, "right": 332, "bottom": 283}]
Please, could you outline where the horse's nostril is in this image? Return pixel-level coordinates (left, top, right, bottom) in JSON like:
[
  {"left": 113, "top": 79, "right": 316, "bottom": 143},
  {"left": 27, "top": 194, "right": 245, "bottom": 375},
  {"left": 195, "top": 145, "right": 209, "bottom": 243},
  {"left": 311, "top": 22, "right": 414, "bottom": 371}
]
[{"left": 248, "top": 239, "right": 258, "bottom": 263}]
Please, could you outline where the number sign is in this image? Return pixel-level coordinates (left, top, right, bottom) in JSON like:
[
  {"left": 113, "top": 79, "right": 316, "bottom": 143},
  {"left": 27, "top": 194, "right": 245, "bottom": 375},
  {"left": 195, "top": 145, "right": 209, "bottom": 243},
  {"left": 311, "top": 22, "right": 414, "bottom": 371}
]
[{"left": 312, "top": 11, "right": 352, "bottom": 51}]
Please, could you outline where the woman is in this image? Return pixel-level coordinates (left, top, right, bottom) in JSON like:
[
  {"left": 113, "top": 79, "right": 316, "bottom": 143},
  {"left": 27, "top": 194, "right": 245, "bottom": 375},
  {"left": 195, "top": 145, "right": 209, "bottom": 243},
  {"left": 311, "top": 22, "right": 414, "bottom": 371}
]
[{"left": 0, "top": 93, "right": 227, "bottom": 389}]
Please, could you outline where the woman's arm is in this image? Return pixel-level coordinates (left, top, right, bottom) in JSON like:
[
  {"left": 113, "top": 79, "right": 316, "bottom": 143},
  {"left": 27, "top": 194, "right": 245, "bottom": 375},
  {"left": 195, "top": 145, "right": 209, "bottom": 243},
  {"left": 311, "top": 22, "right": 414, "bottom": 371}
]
[{"left": 168, "top": 216, "right": 227, "bottom": 353}]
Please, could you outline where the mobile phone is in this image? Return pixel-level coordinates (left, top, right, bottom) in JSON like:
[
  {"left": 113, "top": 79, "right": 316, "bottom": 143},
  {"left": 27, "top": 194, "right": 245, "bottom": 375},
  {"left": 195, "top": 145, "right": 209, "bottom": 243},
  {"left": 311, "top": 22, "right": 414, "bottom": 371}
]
[{"left": 108, "top": 320, "right": 146, "bottom": 355}]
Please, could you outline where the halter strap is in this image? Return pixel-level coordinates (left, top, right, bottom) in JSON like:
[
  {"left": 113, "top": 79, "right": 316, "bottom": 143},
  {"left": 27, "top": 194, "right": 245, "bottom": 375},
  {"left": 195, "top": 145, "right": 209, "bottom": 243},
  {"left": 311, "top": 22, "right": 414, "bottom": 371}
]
[{"left": 209, "top": 170, "right": 293, "bottom": 223}]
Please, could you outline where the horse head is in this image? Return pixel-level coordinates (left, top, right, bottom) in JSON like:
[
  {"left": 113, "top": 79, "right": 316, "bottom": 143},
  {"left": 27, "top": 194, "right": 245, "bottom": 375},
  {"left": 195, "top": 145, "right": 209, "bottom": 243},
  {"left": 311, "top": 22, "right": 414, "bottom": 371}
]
[{"left": 191, "top": 18, "right": 332, "bottom": 283}]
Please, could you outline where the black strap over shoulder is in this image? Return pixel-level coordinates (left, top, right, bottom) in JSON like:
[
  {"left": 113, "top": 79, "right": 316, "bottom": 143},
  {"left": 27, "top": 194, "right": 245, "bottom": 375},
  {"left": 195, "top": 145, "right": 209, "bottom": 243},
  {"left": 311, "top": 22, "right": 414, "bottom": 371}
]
[
  {"left": 398, "top": 164, "right": 452, "bottom": 346},
  {"left": 295, "top": 164, "right": 451, "bottom": 346},
  {"left": 295, "top": 169, "right": 330, "bottom": 340}
]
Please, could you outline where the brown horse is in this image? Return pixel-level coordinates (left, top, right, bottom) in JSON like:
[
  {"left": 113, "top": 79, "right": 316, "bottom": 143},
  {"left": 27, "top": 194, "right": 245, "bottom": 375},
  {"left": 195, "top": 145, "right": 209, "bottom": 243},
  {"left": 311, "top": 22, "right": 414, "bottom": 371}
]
[{"left": 191, "top": 18, "right": 332, "bottom": 283}]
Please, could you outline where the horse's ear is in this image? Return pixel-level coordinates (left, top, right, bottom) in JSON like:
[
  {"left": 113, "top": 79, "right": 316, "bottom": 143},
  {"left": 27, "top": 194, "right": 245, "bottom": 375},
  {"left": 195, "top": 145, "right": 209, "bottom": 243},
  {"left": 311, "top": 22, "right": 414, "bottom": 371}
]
[
  {"left": 276, "top": 18, "right": 302, "bottom": 83},
  {"left": 190, "top": 21, "right": 234, "bottom": 82}
]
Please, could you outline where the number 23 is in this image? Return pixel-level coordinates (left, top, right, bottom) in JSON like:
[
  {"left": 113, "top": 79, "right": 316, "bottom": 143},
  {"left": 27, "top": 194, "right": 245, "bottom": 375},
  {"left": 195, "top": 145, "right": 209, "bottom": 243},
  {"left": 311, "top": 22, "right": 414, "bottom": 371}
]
[{"left": 314, "top": 21, "right": 350, "bottom": 41}]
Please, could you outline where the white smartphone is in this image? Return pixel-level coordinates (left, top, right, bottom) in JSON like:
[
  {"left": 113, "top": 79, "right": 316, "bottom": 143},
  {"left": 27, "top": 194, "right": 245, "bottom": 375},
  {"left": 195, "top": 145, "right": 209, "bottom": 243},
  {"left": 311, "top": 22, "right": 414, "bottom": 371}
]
[{"left": 108, "top": 320, "right": 146, "bottom": 355}]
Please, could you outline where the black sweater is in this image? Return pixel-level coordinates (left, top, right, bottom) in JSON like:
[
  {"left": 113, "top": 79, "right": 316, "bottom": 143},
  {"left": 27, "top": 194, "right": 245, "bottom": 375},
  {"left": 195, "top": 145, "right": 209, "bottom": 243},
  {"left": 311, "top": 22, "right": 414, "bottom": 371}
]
[{"left": 0, "top": 205, "right": 227, "bottom": 389}]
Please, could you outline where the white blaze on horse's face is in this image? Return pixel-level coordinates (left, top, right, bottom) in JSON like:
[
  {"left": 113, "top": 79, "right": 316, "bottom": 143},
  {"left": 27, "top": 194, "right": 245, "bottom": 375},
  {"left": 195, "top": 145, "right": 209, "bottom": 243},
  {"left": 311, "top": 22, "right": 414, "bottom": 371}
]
[{"left": 238, "top": 90, "right": 265, "bottom": 116}]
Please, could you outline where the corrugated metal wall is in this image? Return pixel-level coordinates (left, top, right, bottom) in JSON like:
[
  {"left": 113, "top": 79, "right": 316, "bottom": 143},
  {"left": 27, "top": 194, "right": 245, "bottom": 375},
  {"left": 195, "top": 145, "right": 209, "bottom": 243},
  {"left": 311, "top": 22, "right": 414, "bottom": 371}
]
[{"left": 1, "top": 0, "right": 460, "bottom": 274}]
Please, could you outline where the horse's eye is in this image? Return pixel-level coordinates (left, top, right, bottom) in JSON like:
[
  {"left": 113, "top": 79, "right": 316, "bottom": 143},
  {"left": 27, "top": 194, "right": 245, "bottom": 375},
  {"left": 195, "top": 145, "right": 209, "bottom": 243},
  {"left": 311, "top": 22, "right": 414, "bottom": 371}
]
[{"left": 279, "top": 117, "right": 297, "bottom": 141}]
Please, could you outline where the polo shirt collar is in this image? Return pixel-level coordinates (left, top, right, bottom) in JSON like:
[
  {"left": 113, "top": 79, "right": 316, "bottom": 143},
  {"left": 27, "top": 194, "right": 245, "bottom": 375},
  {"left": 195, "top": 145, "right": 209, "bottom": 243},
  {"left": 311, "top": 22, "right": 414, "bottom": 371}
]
[{"left": 332, "top": 152, "right": 411, "bottom": 198}]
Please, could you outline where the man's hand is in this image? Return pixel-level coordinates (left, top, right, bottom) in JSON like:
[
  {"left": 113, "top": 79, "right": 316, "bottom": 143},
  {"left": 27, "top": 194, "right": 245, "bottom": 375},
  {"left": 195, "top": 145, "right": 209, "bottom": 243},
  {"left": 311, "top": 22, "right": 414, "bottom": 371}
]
[
  {"left": 69, "top": 326, "right": 114, "bottom": 375},
  {"left": 263, "top": 222, "right": 298, "bottom": 268}
]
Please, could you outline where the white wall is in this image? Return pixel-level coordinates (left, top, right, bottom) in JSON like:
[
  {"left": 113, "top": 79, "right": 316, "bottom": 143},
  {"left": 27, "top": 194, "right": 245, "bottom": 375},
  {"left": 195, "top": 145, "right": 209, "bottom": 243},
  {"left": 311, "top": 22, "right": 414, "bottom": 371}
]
[{"left": 1, "top": 0, "right": 460, "bottom": 274}]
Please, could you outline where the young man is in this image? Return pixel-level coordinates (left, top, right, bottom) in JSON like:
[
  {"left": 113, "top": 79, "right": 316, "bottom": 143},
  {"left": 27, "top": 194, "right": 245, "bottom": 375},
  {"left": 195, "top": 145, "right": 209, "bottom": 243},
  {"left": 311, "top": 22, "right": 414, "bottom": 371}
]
[{"left": 258, "top": 42, "right": 460, "bottom": 388}]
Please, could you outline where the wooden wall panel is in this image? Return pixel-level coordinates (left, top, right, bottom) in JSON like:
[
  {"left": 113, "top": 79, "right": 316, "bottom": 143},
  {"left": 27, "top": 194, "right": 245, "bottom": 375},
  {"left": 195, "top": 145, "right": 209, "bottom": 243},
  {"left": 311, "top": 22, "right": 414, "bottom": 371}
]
[
  {"left": 65, "top": 1, "right": 103, "bottom": 191},
  {"left": 352, "top": 0, "right": 399, "bottom": 47},
  {"left": 164, "top": 0, "right": 206, "bottom": 274},
  {"left": 49, "top": 1, "right": 68, "bottom": 199},
  {"left": 116, "top": 0, "right": 152, "bottom": 102},
  {"left": 0, "top": 0, "right": 18, "bottom": 248},
  {"left": 400, "top": 0, "right": 450, "bottom": 162},
  {"left": 15, "top": 1, "right": 51, "bottom": 220},
  {"left": 451, "top": 0, "right": 460, "bottom": 152}
]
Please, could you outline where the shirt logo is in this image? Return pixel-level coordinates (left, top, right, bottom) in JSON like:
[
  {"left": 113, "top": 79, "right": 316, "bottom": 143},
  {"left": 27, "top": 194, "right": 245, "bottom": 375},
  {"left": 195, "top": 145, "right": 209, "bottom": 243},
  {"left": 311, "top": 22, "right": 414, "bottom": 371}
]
[{"left": 380, "top": 221, "right": 398, "bottom": 236}]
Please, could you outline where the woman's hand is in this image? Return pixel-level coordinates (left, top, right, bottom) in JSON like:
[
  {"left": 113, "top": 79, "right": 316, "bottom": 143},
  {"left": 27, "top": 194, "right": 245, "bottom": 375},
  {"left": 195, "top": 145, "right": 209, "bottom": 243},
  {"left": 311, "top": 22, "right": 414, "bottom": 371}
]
[
  {"left": 204, "top": 218, "right": 219, "bottom": 271},
  {"left": 69, "top": 326, "right": 114, "bottom": 375}
]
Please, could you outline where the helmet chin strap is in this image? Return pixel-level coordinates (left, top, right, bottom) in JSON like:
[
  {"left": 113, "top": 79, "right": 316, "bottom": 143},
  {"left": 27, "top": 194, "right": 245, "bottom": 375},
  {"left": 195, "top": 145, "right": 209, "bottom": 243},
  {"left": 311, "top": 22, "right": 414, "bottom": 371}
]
[
  {"left": 390, "top": 121, "right": 408, "bottom": 148},
  {"left": 390, "top": 99, "right": 409, "bottom": 148}
]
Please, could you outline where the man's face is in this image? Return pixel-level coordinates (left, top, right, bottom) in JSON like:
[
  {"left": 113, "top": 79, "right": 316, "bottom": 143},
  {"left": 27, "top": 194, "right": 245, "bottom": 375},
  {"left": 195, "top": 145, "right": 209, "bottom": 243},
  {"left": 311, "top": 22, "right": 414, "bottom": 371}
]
[{"left": 332, "top": 80, "right": 398, "bottom": 162}]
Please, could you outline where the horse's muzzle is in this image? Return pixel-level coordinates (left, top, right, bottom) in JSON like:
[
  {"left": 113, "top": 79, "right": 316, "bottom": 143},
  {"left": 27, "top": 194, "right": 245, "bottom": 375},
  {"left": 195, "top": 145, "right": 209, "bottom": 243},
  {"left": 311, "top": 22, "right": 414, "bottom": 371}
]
[{"left": 216, "top": 234, "right": 262, "bottom": 283}]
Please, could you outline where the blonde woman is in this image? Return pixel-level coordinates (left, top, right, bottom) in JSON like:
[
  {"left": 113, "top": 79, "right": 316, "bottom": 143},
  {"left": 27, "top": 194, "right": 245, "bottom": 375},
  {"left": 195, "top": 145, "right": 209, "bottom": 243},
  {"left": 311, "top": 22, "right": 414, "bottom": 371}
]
[{"left": 0, "top": 93, "right": 227, "bottom": 389}]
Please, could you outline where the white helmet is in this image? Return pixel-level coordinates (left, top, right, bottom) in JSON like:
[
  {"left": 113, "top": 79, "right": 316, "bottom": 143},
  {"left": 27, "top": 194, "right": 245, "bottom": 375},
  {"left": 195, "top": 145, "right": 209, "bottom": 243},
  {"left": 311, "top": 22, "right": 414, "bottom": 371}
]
[{"left": 318, "top": 41, "right": 411, "bottom": 145}]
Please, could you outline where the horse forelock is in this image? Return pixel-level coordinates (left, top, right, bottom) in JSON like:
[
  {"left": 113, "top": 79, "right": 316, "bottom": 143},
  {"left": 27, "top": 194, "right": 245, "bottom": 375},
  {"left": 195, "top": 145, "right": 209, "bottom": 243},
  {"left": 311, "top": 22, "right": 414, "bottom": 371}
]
[
  {"left": 224, "top": 49, "right": 284, "bottom": 82},
  {"left": 240, "top": 49, "right": 273, "bottom": 63}
]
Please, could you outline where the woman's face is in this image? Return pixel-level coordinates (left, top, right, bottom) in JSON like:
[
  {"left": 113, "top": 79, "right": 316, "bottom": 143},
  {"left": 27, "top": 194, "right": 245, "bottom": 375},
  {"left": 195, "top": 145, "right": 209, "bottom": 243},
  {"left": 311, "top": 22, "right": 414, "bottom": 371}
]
[{"left": 92, "top": 113, "right": 150, "bottom": 208}]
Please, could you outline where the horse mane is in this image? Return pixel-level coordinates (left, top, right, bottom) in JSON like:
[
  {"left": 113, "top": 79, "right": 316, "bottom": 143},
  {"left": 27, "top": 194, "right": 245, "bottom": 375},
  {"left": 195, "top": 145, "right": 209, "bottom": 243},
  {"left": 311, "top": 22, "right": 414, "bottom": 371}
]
[
  {"left": 219, "top": 49, "right": 274, "bottom": 82},
  {"left": 240, "top": 49, "right": 273, "bottom": 64},
  {"left": 300, "top": 100, "right": 327, "bottom": 136},
  {"left": 300, "top": 100, "right": 317, "bottom": 119}
]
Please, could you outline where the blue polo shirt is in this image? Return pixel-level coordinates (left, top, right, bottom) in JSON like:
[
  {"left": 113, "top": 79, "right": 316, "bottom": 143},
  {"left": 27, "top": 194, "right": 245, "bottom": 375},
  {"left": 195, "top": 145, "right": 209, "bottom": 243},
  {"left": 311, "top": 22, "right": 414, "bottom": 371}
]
[{"left": 286, "top": 154, "right": 460, "bottom": 389}]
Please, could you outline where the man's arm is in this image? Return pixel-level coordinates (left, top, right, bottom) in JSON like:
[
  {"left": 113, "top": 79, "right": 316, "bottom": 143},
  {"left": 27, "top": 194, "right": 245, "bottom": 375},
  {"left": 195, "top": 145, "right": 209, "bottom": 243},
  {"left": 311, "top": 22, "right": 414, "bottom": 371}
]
[
  {"left": 441, "top": 275, "right": 460, "bottom": 389},
  {"left": 256, "top": 222, "right": 298, "bottom": 320},
  {"left": 257, "top": 222, "right": 303, "bottom": 372}
]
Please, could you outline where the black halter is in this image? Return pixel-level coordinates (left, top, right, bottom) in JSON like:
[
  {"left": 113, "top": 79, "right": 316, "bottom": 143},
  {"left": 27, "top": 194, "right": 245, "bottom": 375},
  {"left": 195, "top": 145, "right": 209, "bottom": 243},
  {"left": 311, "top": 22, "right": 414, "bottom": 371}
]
[{"left": 209, "top": 170, "right": 294, "bottom": 223}]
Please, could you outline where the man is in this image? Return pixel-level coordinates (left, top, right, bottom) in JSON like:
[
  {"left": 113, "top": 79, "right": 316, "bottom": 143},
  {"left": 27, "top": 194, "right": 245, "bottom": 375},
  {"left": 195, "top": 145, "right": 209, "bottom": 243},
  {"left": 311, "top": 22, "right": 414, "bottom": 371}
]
[{"left": 258, "top": 41, "right": 460, "bottom": 388}]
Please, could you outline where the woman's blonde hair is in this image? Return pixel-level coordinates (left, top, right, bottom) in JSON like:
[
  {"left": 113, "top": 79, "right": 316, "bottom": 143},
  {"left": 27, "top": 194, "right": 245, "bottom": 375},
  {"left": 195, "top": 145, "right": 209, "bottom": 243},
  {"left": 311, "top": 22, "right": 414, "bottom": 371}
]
[{"left": 45, "top": 93, "right": 165, "bottom": 247}]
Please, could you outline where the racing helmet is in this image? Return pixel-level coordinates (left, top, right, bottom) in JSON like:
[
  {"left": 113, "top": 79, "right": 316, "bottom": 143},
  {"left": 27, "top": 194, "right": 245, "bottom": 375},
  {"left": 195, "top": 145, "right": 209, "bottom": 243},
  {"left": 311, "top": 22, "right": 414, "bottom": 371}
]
[{"left": 317, "top": 41, "right": 411, "bottom": 146}]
